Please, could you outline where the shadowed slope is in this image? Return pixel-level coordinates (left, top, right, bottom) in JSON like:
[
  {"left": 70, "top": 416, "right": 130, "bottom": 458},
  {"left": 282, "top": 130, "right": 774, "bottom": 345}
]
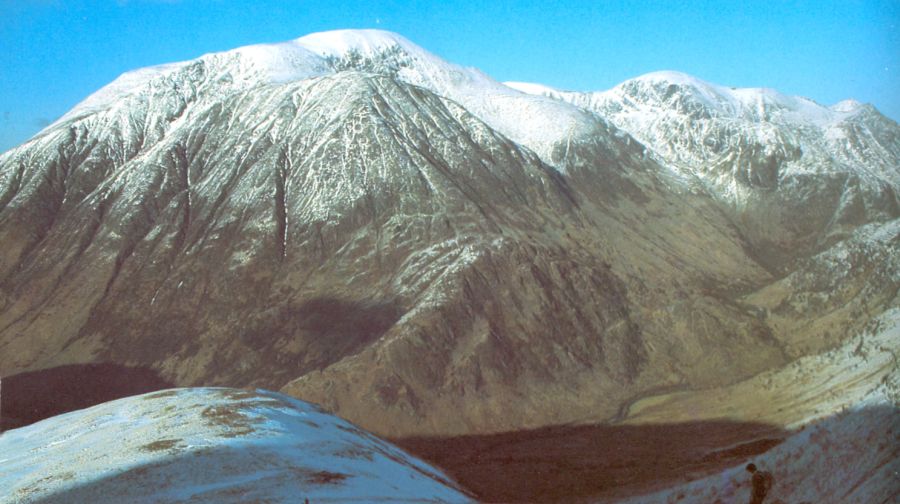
[
  {"left": 617, "top": 405, "right": 899, "bottom": 504},
  {"left": 0, "top": 363, "right": 172, "bottom": 431}
]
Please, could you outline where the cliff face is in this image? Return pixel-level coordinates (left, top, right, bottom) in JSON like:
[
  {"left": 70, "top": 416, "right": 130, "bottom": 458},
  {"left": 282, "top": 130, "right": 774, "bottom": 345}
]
[{"left": 1, "top": 30, "right": 895, "bottom": 437}]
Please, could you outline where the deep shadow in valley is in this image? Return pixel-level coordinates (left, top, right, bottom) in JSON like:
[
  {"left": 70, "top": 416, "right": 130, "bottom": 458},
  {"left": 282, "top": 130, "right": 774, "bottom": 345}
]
[
  {"left": 0, "top": 363, "right": 173, "bottom": 431},
  {"left": 394, "top": 418, "right": 787, "bottom": 503}
]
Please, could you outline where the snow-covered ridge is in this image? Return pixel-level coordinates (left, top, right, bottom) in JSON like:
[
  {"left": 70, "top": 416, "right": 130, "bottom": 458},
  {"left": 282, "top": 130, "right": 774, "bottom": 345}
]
[
  {"left": 0, "top": 387, "right": 471, "bottom": 503},
  {"left": 628, "top": 71, "right": 869, "bottom": 126},
  {"left": 508, "top": 69, "right": 899, "bottom": 260},
  {"left": 47, "top": 28, "right": 893, "bottom": 179},
  {"left": 60, "top": 62, "right": 192, "bottom": 122},
  {"left": 509, "top": 69, "right": 898, "bottom": 193},
  {"left": 506, "top": 70, "right": 869, "bottom": 128},
  {"left": 58, "top": 30, "right": 422, "bottom": 123},
  {"left": 48, "top": 29, "right": 602, "bottom": 169},
  {"left": 34, "top": 30, "right": 894, "bottom": 170}
]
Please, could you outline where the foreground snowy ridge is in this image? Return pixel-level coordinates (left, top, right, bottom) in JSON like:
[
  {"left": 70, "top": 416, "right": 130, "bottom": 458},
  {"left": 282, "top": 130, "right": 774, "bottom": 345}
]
[{"left": 0, "top": 388, "right": 472, "bottom": 503}]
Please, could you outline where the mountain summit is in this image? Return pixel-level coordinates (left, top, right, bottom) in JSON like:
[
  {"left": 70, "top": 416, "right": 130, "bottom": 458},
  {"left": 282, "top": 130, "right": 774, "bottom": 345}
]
[{"left": 56, "top": 29, "right": 598, "bottom": 169}]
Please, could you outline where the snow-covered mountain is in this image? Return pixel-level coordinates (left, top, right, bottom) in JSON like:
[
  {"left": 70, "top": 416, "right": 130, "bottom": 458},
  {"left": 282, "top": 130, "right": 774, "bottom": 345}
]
[
  {"left": 507, "top": 71, "right": 899, "bottom": 181},
  {"left": 1, "top": 29, "right": 786, "bottom": 438},
  {"left": 508, "top": 72, "right": 899, "bottom": 266},
  {"left": 49, "top": 30, "right": 598, "bottom": 169},
  {"left": 0, "top": 28, "right": 897, "bottom": 503},
  {"left": 0, "top": 387, "right": 472, "bottom": 503}
]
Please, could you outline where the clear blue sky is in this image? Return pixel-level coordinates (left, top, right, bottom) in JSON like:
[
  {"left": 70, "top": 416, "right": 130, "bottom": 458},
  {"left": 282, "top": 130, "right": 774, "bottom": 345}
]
[{"left": 1, "top": 0, "right": 897, "bottom": 152}]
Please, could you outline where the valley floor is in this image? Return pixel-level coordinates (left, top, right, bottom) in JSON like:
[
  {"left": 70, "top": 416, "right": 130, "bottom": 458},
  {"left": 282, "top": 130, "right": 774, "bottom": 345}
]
[{"left": 397, "top": 308, "right": 900, "bottom": 503}]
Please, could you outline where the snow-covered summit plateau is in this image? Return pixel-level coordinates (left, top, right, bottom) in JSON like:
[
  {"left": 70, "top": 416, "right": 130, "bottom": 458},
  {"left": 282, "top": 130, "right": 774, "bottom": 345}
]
[{"left": 50, "top": 29, "right": 598, "bottom": 167}]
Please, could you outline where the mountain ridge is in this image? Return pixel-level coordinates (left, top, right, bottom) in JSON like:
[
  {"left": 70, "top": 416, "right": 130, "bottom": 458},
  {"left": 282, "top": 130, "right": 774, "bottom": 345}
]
[
  {"left": 507, "top": 69, "right": 899, "bottom": 271},
  {"left": 507, "top": 70, "right": 879, "bottom": 124}
]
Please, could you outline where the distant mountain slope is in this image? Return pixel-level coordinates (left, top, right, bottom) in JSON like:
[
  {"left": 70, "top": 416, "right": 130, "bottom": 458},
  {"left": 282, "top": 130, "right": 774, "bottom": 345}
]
[
  {"left": 507, "top": 73, "right": 900, "bottom": 268},
  {"left": 0, "top": 387, "right": 472, "bottom": 503}
]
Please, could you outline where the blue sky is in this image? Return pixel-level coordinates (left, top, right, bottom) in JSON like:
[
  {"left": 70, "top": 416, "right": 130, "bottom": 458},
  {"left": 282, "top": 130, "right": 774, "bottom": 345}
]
[{"left": 1, "top": 0, "right": 897, "bottom": 152}]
